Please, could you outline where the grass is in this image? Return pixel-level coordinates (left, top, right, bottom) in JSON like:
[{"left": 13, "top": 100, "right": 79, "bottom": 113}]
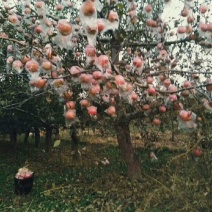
[{"left": 0, "top": 131, "right": 212, "bottom": 211}]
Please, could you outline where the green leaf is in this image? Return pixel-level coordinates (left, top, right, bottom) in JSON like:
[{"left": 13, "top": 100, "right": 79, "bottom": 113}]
[
  {"left": 43, "top": 191, "right": 51, "bottom": 196},
  {"left": 116, "top": 3, "right": 124, "bottom": 10},
  {"left": 53, "top": 140, "right": 61, "bottom": 148}
]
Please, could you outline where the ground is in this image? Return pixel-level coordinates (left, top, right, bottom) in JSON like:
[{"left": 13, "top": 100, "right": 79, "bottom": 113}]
[{"left": 0, "top": 129, "right": 211, "bottom": 211}]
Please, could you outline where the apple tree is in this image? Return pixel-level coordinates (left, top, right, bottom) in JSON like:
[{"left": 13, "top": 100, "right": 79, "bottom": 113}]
[{"left": 0, "top": 0, "right": 212, "bottom": 180}]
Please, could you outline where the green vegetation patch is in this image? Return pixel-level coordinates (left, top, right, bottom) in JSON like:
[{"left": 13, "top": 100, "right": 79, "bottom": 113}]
[{"left": 0, "top": 136, "right": 212, "bottom": 211}]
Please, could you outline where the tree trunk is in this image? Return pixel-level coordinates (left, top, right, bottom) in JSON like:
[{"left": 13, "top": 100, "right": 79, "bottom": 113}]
[
  {"left": 24, "top": 129, "right": 30, "bottom": 145},
  {"left": 10, "top": 127, "right": 18, "bottom": 153},
  {"left": 34, "top": 127, "right": 40, "bottom": 148},
  {"left": 10, "top": 128, "right": 17, "bottom": 143},
  {"left": 115, "top": 118, "right": 142, "bottom": 181},
  {"left": 70, "top": 126, "right": 80, "bottom": 160},
  {"left": 54, "top": 127, "right": 60, "bottom": 140},
  {"left": 45, "top": 125, "right": 52, "bottom": 153},
  {"left": 111, "top": 37, "right": 120, "bottom": 64}
]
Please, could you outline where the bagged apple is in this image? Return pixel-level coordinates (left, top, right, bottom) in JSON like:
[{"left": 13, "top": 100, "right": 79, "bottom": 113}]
[{"left": 14, "top": 167, "right": 34, "bottom": 195}]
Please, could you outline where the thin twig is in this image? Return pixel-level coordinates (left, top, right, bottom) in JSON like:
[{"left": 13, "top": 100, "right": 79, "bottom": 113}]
[
  {"left": 143, "top": 172, "right": 173, "bottom": 194},
  {"left": 170, "top": 136, "right": 204, "bottom": 162}
]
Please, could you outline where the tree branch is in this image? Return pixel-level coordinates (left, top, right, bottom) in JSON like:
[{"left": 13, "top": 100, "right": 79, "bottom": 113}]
[
  {"left": 0, "top": 36, "right": 26, "bottom": 46},
  {"left": 134, "top": 82, "right": 212, "bottom": 95},
  {"left": 10, "top": 108, "right": 46, "bottom": 125}
]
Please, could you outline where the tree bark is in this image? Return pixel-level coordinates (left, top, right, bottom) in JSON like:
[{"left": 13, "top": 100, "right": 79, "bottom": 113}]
[
  {"left": 115, "top": 118, "right": 142, "bottom": 181},
  {"left": 54, "top": 127, "right": 60, "bottom": 140},
  {"left": 45, "top": 125, "right": 52, "bottom": 153},
  {"left": 34, "top": 127, "right": 40, "bottom": 148},
  {"left": 10, "top": 127, "right": 18, "bottom": 153},
  {"left": 10, "top": 128, "right": 17, "bottom": 143},
  {"left": 70, "top": 126, "right": 80, "bottom": 160},
  {"left": 24, "top": 129, "right": 30, "bottom": 145}
]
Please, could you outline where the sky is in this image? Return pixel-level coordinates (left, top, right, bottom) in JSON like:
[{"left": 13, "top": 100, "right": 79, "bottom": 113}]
[{"left": 162, "top": 0, "right": 212, "bottom": 28}]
